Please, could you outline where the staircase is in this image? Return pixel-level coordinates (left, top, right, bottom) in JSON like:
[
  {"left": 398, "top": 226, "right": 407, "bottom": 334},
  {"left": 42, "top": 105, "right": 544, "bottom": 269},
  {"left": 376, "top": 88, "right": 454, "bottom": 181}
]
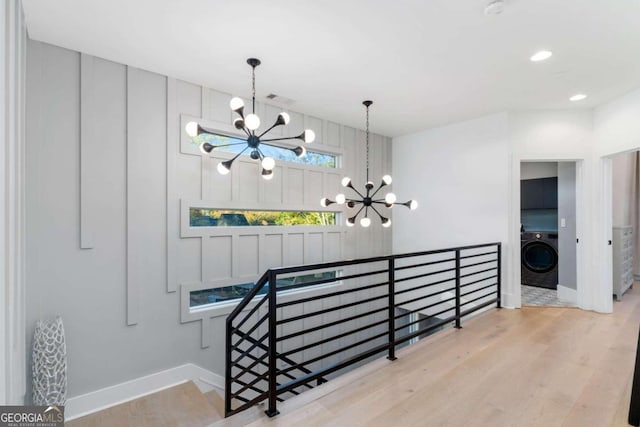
[{"left": 65, "top": 381, "right": 224, "bottom": 427}]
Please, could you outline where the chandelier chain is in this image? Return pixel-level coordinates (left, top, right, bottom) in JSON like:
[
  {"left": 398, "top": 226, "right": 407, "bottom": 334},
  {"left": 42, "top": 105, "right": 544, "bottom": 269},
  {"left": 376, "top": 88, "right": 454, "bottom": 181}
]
[
  {"left": 366, "top": 103, "right": 370, "bottom": 182},
  {"left": 251, "top": 66, "right": 256, "bottom": 114}
]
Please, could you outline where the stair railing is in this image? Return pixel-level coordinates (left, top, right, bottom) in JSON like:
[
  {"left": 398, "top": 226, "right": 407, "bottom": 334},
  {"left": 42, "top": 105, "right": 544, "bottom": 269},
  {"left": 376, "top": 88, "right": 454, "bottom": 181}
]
[{"left": 225, "top": 242, "right": 502, "bottom": 417}]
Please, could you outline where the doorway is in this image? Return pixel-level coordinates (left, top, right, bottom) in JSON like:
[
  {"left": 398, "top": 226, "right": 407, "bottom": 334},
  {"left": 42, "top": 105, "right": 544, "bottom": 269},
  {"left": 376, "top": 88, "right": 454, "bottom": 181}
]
[{"left": 520, "top": 161, "right": 577, "bottom": 307}]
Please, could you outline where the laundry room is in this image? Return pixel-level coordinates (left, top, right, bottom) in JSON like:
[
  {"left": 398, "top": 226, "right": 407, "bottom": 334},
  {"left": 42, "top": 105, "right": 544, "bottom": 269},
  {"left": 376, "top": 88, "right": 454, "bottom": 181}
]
[{"left": 520, "top": 161, "right": 577, "bottom": 306}]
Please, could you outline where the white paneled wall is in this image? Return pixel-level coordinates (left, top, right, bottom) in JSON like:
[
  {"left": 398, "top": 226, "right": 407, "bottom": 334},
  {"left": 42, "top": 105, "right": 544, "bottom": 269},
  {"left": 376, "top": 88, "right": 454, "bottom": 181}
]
[{"left": 25, "top": 40, "right": 392, "bottom": 398}]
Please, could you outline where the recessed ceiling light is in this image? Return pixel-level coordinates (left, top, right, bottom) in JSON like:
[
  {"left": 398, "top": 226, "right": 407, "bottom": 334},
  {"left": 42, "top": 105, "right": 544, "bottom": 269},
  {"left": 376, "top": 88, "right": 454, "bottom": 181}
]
[
  {"left": 530, "top": 50, "right": 553, "bottom": 62},
  {"left": 569, "top": 94, "right": 587, "bottom": 102}
]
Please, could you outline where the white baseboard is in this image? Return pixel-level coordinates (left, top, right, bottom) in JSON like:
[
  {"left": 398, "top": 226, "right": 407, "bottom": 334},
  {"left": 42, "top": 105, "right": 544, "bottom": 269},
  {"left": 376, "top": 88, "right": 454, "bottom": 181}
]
[
  {"left": 65, "top": 363, "right": 224, "bottom": 421},
  {"left": 557, "top": 284, "right": 577, "bottom": 305}
]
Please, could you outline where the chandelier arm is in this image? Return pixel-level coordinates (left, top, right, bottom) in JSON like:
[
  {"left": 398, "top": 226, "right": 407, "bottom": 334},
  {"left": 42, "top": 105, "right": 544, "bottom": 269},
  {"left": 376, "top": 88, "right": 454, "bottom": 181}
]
[
  {"left": 348, "top": 187, "right": 366, "bottom": 199},
  {"left": 240, "top": 127, "right": 251, "bottom": 137},
  {"left": 210, "top": 142, "right": 247, "bottom": 149},
  {"left": 370, "top": 205, "right": 386, "bottom": 220},
  {"left": 260, "top": 136, "right": 300, "bottom": 143},
  {"left": 258, "top": 124, "right": 280, "bottom": 138},
  {"left": 369, "top": 183, "right": 386, "bottom": 198},
  {"left": 352, "top": 205, "right": 365, "bottom": 218},
  {"left": 230, "top": 146, "right": 250, "bottom": 162},
  {"left": 371, "top": 199, "right": 388, "bottom": 204}
]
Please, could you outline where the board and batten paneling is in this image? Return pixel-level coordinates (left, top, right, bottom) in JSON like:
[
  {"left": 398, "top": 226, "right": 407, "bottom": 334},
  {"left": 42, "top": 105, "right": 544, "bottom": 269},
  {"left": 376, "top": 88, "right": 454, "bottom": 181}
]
[{"left": 25, "top": 39, "right": 393, "bottom": 398}]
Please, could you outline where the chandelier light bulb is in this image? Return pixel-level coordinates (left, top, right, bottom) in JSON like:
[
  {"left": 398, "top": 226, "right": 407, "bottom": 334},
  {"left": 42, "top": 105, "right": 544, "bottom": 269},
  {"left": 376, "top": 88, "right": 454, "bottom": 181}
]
[
  {"left": 335, "top": 193, "right": 346, "bottom": 204},
  {"left": 262, "top": 169, "right": 274, "bottom": 180},
  {"left": 217, "top": 162, "right": 231, "bottom": 175},
  {"left": 409, "top": 200, "right": 418, "bottom": 210},
  {"left": 360, "top": 217, "right": 371, "bottom": 228},
  {"left": 229, "top": 97, "right": 244, "bottom": 111},
  {"left": 293, "top": 146, "right": 306, "bottom": 158},
  {"left": 382, "top": 218, "right": 391, "bottom": 228},
  {"left": 185, "top": 121, "right": 199, "bottom": 137},
  {"left": 304, "top": 129, "right": 316, "bottom": 143},
  {"left": 245, "top": 114, "right": 261, "bottom": 130},
  {"left": 346, "top": 217, "right": 355, "bottom": 227},
  {"left": 278, "top": 112, "right": 290, "bottom": 125},
  {"left": 385, "top": 193, "right": 397, "bottom": 204},
  {"left": 261, "top": 156, "right": 275, "bottom": 171},
  {"left": 199, "top": 142, "right": 214, "bottom": 154},
  {"left": 341, "top": 177, "right": 352, "bottom": 187},
  {"left": 320, "top": 198, "right": 329, "bottom": 207},
  {"left": 233, "top": 117, "right": 245, "bottom": 130},
  {"left": 382, "top": 175, "right": 392, "bottom": 186}
]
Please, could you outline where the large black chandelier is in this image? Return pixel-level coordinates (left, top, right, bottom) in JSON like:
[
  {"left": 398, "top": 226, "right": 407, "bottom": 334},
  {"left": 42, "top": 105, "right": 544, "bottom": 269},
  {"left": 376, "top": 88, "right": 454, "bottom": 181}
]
[
  {"left": 185, "top": 58, "right": 316, "bottom": 180},
  {"left": 321, "top": 101, "right": 417, "bottom": 228}
]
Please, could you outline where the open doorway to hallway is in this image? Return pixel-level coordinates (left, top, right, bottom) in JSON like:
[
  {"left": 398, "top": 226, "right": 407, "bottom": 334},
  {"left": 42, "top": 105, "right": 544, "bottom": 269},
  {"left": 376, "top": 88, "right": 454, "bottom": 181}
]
[
  {"left": 520, "top": 161, "right": 577, "bottom": 307},
  {"left": 610, "top": 151, "right": 639, "bottom": 302}
]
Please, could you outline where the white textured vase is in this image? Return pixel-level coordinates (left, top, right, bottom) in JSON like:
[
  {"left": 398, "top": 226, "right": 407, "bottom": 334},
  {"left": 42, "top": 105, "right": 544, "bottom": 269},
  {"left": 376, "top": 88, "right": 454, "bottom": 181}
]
[{"left": 32, "top": 316, "right": 67, "bottom": 406}]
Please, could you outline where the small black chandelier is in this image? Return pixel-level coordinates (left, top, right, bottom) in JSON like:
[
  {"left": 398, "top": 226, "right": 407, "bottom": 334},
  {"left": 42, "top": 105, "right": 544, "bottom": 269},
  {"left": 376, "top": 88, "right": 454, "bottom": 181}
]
[
  {"left": 185, "top": 58, "right": 316, "bottom": 180},
  {"left": 320, "top": 100, "right": 417, "bottom": 228}
]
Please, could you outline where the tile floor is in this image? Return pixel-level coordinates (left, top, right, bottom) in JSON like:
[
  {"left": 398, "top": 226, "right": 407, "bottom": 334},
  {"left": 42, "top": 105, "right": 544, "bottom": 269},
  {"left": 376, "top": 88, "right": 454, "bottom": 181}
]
[{"left": 521, "top": 284, "right": 575, "bottom": 307}]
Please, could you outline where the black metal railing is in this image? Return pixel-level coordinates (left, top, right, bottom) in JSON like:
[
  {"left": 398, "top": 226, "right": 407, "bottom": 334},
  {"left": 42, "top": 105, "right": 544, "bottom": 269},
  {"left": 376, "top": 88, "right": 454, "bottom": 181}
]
[{"left": 225, "top": 242, "right": 502, "bottom": 417}]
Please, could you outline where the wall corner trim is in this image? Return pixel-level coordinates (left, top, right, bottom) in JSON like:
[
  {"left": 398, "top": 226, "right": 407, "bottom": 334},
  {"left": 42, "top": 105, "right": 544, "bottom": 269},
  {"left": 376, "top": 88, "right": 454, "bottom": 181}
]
[{"left": 64, "top": 363, "right": 224, "bottom": 421}]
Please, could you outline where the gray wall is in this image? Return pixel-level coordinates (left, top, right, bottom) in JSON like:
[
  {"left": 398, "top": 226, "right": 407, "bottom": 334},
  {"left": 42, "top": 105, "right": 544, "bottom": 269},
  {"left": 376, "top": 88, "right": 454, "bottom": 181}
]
[
  {"left": 558, "top": 162, "right": 577, "bottom": 290},
  {"left": 611, "top": 151, "right": 634, "bottom": 227},
  {"left": 25, "top": 40, "right": 392, "bottom": 399}
]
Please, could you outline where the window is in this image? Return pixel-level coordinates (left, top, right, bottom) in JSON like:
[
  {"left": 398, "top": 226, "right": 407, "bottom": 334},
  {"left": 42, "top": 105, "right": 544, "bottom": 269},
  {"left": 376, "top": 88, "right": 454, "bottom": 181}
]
[
  {"left": 190, "top": 208, "right": 337, "bottom": 227},
  {"left": 190, "top": 271, "right": 339, "bottom": 308},
  {"left": 191, "top": 132, "right": 337, "bottom": 168}
]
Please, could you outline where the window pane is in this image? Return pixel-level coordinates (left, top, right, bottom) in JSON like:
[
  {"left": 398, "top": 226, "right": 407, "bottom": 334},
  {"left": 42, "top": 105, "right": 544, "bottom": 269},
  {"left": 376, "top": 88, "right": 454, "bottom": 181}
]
[
  {"left": 190, "top": 208, "right": 337, "bottom": 227},
  {"left": 190, "top": 271, "right": 339, "bottom": 308},
  {"left": 191, "top": 132, "right": 336, "bottom": 168}
]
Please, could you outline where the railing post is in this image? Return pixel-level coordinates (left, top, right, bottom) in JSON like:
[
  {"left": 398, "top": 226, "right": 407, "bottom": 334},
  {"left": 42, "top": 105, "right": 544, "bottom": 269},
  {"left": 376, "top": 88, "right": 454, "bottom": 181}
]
[
  {"left": 496, "top": 243, "right": 502, "bottom": 309},
  {"left": 496, "top": 243, "right": 502, "bottom": 308},
  {"left": 387, "top": 258, "right": 397, "bottom": 361},
  {"left": 224, "top": 318, "right": 232, "bottom": 416},
  {"left": 265, "top": 270, "right": 280, "bottom": 417},
  {"left": 455, "top": 249, "right": 462, "bottom": 329}
]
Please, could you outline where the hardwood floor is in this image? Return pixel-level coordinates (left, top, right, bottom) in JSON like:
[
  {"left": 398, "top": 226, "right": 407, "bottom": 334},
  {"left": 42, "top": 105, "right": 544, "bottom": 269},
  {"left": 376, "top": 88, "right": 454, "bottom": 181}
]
[{"left": 217, "top": 288, "right": 640, "bottom": 427}]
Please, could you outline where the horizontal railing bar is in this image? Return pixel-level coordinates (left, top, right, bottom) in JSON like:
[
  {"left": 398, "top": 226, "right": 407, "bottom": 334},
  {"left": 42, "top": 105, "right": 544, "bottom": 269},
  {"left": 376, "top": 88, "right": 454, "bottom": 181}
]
[
  {"left": 269, "top": 243, "right": 500, "bottom": 276},
  {"left": 395, "top": 304, "right": 456, "bottom": 332},
  {"left": 276, "top": 294, "right": 388, "bottom": 326},
  {"left": 459, "top": 250, "right": 497, "bottom": 260},
  {"left": 227, "top": 273, "right": 269, "bottom": 322},
  {"left": 460, "top": 282, "right": 497, "bottom": 299},
  {"left": 460, "top": 274, "right": 498, "bottom": 288},
  {"left": 275, "top": 343, "right": 390, "bottom": 395},
  {"left": 394, "top": 277, "right": 455, "bottom": 296},
  {"left": 395, "top": 286, "right": 456, "bottom": 307},
  {"left": 276, "top": 279, "right": 388, "bottom": 308},
  {"left": 460, "top": 291, "right": 498, "bottom": 308},
  {"left": 231, "top": 313, "right": 269, "bottom": 352},
  {"left": 232, "top": 293, "right": 269, "bottom": 332},
  {"left": 460, "top": 258, "right": 497, "bottom": 269},
  {"left": 459, "top": 266, "right": 497, "bottom": 279},
  {"left": 394, "top": 315, "right": 457, "bottom": 346},
  {"left": 460, "top": 298, "right": 498, "bottom": 317},
  {"left": 231, "top": 332, "right": 268, "bottom": 365},
  {"left": 394, "top": 257, "right": 456, "bottom": 272},
  {"left": 278, "top": 318, "right": 390, "bottom": 358},
  {"left": 395, "top": 295, "right": 457, "bottom": 322},
  {"left": 277, "top": 305, "right": 389, "bottom": 342},
  {"left": 279, "top": 331, "right": 389, "bottom": 376},
  {"left": 395, "top": 267, "right": 457, "bottom": 284},
  {"left": 275, "top": 268, "right": 389, "bottom": 294}
]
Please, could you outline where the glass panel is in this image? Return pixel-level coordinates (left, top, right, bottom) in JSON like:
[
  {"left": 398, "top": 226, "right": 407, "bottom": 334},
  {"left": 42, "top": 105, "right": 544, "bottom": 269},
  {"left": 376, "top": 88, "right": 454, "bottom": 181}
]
[
  {"left": 191, "top": 132, "right": 337, "bottom": 168},
  {"left": 190, "top": 208, "right": 337, "bottom": 227},
  {"left": 190, "top": 271, "right": 339, "bottom": 307}
]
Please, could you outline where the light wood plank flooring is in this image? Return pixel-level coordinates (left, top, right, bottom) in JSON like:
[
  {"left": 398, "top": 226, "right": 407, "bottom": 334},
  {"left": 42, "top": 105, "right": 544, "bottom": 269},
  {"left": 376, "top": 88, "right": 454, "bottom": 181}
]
[{"left": 218, "top": 288, "right": 640, "bottom": 427}]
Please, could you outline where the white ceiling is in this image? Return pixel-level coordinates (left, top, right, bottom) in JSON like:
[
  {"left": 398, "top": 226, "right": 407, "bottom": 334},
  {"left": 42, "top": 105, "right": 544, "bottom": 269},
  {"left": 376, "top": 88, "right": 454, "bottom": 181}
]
[{"left": 21, "top": 0, "right": 640, "bottom": 137}]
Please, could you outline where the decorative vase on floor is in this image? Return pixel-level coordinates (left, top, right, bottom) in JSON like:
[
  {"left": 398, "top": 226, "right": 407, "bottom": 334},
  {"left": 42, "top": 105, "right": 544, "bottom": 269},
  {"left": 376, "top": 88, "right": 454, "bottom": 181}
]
[{"left": 32, "top": 316, "right": 67, "bottom": 406}]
